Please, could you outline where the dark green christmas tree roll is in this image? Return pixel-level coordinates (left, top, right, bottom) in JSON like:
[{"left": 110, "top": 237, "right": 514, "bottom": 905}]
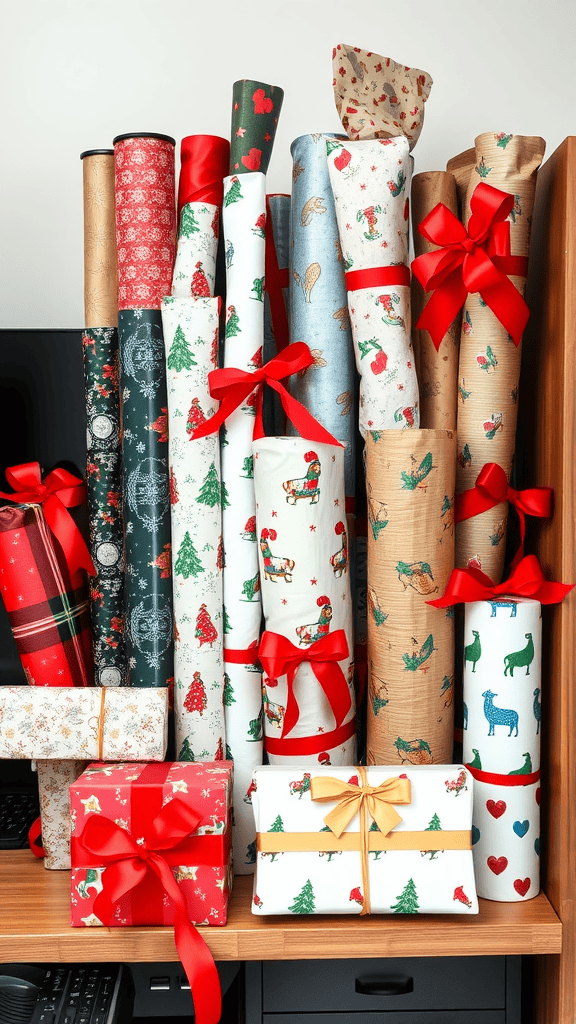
[{"left": 230, "top": 80, "right": 284, "bottom": 174}]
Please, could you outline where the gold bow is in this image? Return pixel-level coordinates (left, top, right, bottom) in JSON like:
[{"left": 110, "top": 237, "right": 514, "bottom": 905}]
[{"left": 310, "top": 766, "right": 411, "bottom": 915}]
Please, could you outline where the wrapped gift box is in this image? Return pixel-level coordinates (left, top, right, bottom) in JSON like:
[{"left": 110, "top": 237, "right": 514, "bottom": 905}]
[
  {"left": 251, "top": 765, "right": 478, "bottom": 915},
  {"left": 70, "top": 761, "right": 233, "bottom": 927}
]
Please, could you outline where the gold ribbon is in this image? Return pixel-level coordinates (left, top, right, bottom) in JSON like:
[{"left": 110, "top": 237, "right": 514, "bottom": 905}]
[
  {"left": 257, "top": 830, "right": 471, "bottom": 853},
  {"left": 310, "top": 766, "right": 411, "bottom": 915}
]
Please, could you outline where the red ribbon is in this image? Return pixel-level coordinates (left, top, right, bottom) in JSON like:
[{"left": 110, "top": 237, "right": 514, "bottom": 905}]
[
  {"left": 466, "top": 764, "right": 541, "bottom": 787},
  {"left": 411, "top": 182, "right": 530, "bottom": 350},
  {"left": 345, "top": 265, "right": 410, "bottom": 292},
  {"left": 76, "top": 794, "right": 222, "bottom": 1024},
  {"left": 260, "top": 628, "right": 351, "bottom": 739},
  {"left": 224, "top": 645, "right": 260, "bottom": 665},
  {"left": 265, "top": 195, "right": 290, "bottom": 353},
  {"left": 428, "top": 554, "right": 574, "bottom": 608},
  {"left": 264, "top": 716, "right": 356, "bottom": 756},
  {"left": 190, "top": 342, "right": 343, "bottom": 446},
  {"left": 456, "top": 463, "right": 553, "bottom": 569},
  {"left": 0, "top": 462, "right": 95, "bottom": 578},
  {"left": 178, "top": 135, "right": 230, "bottom": 212}
]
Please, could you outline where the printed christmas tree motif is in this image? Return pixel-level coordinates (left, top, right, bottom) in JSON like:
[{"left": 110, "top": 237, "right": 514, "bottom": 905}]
[
  {"left": 495, "top": 132, "right": 513, "bottom": 148},
  {"left": 376, "top": 291, "right": 405, "bottom": 328},
  {"left": 509, "top": 194, "right": 522, "bottom": 224},
  {"left": 394, "top": 406, "right": 416, "bottom": 427},
  {"left": 225, "top": 744, "right": 233, "bottom": 761},
  {"left": 246, "top": 706, "right": 263, "bottom": 742},
  {"left": 240, "top": 455, "right": 254, "bottom": 478},
  {"left": 242, "top": 389, "right": 258, "bottom": 417},
  {"left": 225, "top": 304, "right": 241, "bottom": 338},
  {"left": 440, "top": 675, "right": 454, "bottom": 709},
  {"left": 210, "top": 328, "right": 218, "bottom": 369},
  {"left": 394, "top": 736, "right": 433, "bottom": 765},
  {"left": 262, "top": 689, "right": 285, "bottom": 728},
  {"left": 220, "top": 478, "right": 231, "bottom": 510},
  {"left": 225, "top": 239, "right": 234, "bottom": 268},
  {"left": 296, "top": 595, "right": 332, "bottom": 646},
  {"left": 458, "top": 378, "right": 472, "bottom": 404},
  {"left": 401, "top": 451, "right": 433, "bottom": 490},
  {"left": 402, "top": 633, "right": 435, "bottom": 672},
  {"left": 148, "top": 407, "right": 168, "bottom": 442},
  {"left": 250, "top": 276, "right": 265, "bottom": 303},
  {"left": 210, "top": 207, "right": 220, "bottom": 238},
  {"left": 195, "top": 462, "right": 221, "bottom": 508},
  {"left": 252, "top": 213, "right": 266, "bottom": 238},
  {"left": 150, "top": 543, "right": 171, "bottom": 578},
  {"left": 195, "top": 604, "right": 217, "bottom": 647},
  {"left": 191, "top": 261, "right": 211, "bottom": 298},
  {"left": 245, "top": 841, "right": 256, "bottom": 865},
  {"left": 223, "top": 606, "right": 231, "bottom": 633},
  {"left": 483, "top": 412, "right": 504, "bottom": 439},
  {"left": 369, "top": 819, "right": 386, "bottom": 860},
  {"left": 223, "top": 673, "right": 235, "bottom": 706},
  {"left": 357, "top": 204, "right": 382, "bottom": 240},
  {"left": 216, "top": 534, "right": 224, "bottom": 570},
  {"left": 367, "top": 484, "right": 389, "bottom": 539},
  {"left": 330, "top": 521, "right": 348, "bottom": 577},
  {"left": 462, "top": 310, "right": 473, "bottom": 336},
  {"left": 260, "top": 528, "right": 295, "bottom": 582},
  {"left": 289, "top": 773, "right": 311, "bottom": 798},
  {"left": 183, "top": 672, "right": 207, "bottom": 715},
  {"left": 175, "top": 532, "right": 204, "bottom": 579},
  {"left": 326, "top": 138, "right": 344, "bottom": 157},
  {"left": 224, "top": 176, "right": 243, "bottom": 207},
  {"left": 186, "top": 397, "right": 207, "bottom": 436},
  {"left": 263, "top": 815, "right": 285, "bottom": 862},
  {"left": 368, "top": 586, "right": 388, "bottom": 627},
  {"left": 476, "top": 345, "right": 498, "bottom": 373},
  {"left": 167, "top": 324, "right": 196, "bottom": 372},
  {"left": 490, "top": 519, "right": 505, "bottom": 546},
  {"left": 457, "top": 443, "right": 472, "bottom": 469},
  {"left": 179, "top": 204, "right": 200, "bottom": 239},
  {"left": 248, "top": 347, "right": 263, "bottom": 371},
  {"left": 214, "top": 736, "right": 224, "bottom": 760},
  {"left": 289, "top": 879, "right": 315, "bottom": 914},
  {"left": 169, "top": 467, "right": 179, "bottom": 505},
  {"left": 319, "top": 825, "right": 342, "bottom": 862},
  {"left": 422, "top": 812, "right": 443, "bottom": 860},
  {"left": 475, "top": 155, "right": 492, "bottom": 178},
  {"left": 293, "top": 261, "right": 321, "bottom": 304},
  {"left": 283, "top": 450, "right": 321, "bottom": 504},
  {"left": 391, "top": 877, "right": 419, "bottom": 914},
  {"left": 241, "top": 571, "right": 261, "bottom": 602},
  {"left": 387, "top": 170, "right": 406, "bottom": 197},
  {"left": 444, "top": 769, "right": 468, "bottom": 795}
]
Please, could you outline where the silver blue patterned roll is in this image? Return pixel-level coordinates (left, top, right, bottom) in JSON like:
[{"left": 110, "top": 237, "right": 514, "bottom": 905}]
[{"left": 288, "top": 134, "right": 357, "bottom": 504}]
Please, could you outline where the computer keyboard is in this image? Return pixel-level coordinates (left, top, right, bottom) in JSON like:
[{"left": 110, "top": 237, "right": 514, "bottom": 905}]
[
  {"left": 0, "top": 790, "right": 39, "bottom": 849},
  {"left": 0, "top": 963, "right": 133, "bottom": 1024}
]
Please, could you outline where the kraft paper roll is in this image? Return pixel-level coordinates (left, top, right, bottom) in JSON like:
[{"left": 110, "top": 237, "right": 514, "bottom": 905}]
[
  {"left": 288, "top": 134, "right": 357, "bottom": 502},
  {"left": 263, "top": 193, "right": 290, "bottom": 436},
  {"left": 446, "top": 148, "right": 475, "bottom": 217},
  {"left": 253, "top": 437, "right": 356, "bottom": 766},
  {"left": 411, "top": 172, "right": 460, "bottom": 431},
  {"left": 81, "top": 150, "right": 118, "bottom": 328},
  {"left": 230, "top": 80, "right": 284, "bottom": 175},
  {"left": 36, "top": 759, "right": 88, "bottom": 870},
  {"left": 454, "top": 133, "right": 545, "bottom": 580},
  {"left": 366, "top": 429, "right": 456, "bottom": 766}
]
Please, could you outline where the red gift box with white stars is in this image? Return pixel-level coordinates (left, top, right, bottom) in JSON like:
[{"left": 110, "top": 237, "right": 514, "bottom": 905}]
[{"left": 70, "top": 761, "right": 233, "bottom": 928}]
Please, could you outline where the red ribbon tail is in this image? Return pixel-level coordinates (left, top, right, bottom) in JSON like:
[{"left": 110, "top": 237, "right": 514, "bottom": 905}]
[
  {"left": 44, "top": 494, "right": 96, "bottom": 577},
  {"left": 269, "top": 380, "right": 343, "bottom": 447},
  {"left": 479, "top": 277, "right": 529, "bottom": 346},
  {"left": 415, "top": 274, "right": 468, "bottom": 350},
  {"left": 280, "top": 669, "right": 300, "bottom": 738},
  {"left": 190, "top": 390, "right": 248, "bottom": 439},
  {"left": 312, "top": 660, "right": 351, "bottom": 729}
]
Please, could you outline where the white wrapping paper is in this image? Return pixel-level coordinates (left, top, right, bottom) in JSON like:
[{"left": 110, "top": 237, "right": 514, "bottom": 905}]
[
  {"left": 251, "top": 765, "right": 477, "bottom": 915},
  {"left": 221, "top": 171, "right": 266, "bottom": 871},
  {"left": 253, "top": 437, "right": 356, "bottom": 766},
  {"left": 326, "top": 136, "right": 418, "bottom": 436},
  {"left": 36, "top": 759, "right": 88, "bottom": 870},
  {"left": 172, "top": 203, "right": 219, "bottom": 299},
  {"left": 162, "top": 295, "right": 225, "bottom": 761}
]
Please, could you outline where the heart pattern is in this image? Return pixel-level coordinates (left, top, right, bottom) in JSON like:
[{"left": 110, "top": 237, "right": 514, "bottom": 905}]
[
  {"left": 253, "top": 88, "right": 273, "bottom": 114},
  {"left": 241, "top": 148, "right": 262, "bottom": 172},
  {"left": 535, "top": 787, "right": 541, "bottom": 806},
  {"left": 513, "top": 820, "right": 529, "bottom": 838},
  {"left": 471, "top": 825, "right": 481, "bottom": 845},
  {"left": 334, "top": 149, "right": 352, "bottom": 172},
  {"left": 534, "top": 837, "right": 540, "bottom": 857},
  {"left": 513, "top": 877, "right": 531, "bottom": 897},
  {"left": 487, "top": 855, "right": 508, "bottom": 875},
  {"left": 486, "top": 799, "right": 506, "bottom": 819}
]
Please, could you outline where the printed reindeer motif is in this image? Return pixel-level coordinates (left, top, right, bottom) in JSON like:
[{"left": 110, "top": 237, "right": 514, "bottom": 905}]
[
  {"left": 296, "top": 596, "right": 332, "bottom": 646},
  {"left": 482, "top": 691, "right": 519, "bottom": 737},
  {"left": 259, "top": 528, "right": 295, "bottom": 583},
  {"left": 330, "top": 521, "right": 348, "bottom": 577},
  {"left": 283, "top": 451, "right": 321, "bottom": 505}
]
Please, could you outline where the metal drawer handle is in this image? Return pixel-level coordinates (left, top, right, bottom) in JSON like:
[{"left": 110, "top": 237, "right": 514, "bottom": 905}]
[{"left": 355, "top": 975, "right": 414, "bottom": 996}]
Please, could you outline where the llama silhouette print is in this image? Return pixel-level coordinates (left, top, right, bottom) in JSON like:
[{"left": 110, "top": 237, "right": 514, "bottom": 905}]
[{"left": 482, "top": 690, "right": 519, "bottom": 737}]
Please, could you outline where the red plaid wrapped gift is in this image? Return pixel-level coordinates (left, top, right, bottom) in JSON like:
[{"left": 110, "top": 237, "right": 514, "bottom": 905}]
[{"left": 0, "top": 464, "right": 95, "bottom": 686}]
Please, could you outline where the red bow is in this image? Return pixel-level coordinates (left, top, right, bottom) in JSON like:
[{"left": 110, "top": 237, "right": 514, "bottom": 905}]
[
  {"left": 411, "top": 182, "right": 529, "bottom": 350},
  {"left": 77, "top": 799, "right": 221, "bottom": 1024},
  {"left": 259, "top": 629, "right": 351, "bottom": 739},
  {"left": 428, "top": 554, "right": 574, "bottom": 608},
  {"left": 456, "top": 463, "right": 553, "bottom": 570},
  {"left": 0, "top": 462, "right": 95, "bottom": 577},
  {"left": 190, "top": 342, "right": 342, "bottom": 446}
]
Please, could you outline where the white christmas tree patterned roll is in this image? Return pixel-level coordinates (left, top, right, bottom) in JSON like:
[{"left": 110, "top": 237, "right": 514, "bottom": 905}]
[
  {"left": 326, "top": 136, "right": 418, "bottom": 437},
  {"left": 221, "top": 171, "right": 266, "bottom": 872},
  {"left": 470, "top": 775, "right": 540, "bottom": 902},
  {"left": 161, "top": 295, "right": 225, "bottom": 762},
  {"left": 172, "top": 203, "right": 220, "bottom": 299},
  {"left": 253, "top": 437, "right": 356, "bottom": 767}
]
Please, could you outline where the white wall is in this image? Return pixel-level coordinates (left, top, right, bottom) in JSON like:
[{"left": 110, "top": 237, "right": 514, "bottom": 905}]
[{"left": 1, "top": 0, "right": 574, "bottom": 329}]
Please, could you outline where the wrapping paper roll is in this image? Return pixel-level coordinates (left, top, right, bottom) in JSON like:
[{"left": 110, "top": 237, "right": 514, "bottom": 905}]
[
  {"left": 253, "top": 437, "right": 356, "bottom": 766},
  {"left": 230, "top": 80, "right": 284, "bottom": 175},
  {"left": 162, "top": 296, "right": 225, "bottom": 761},
  {"left": 411, "top": 172, "right": 460, "bottom": 431},
  {"left": 365, "top": 429, "right": 456, "bottom": 766},
  {"left": 288, "top": 134, "right": 357, "bottom": 501},
  {"left": 263, "top": 193, "right": 290, "bottom": 436},
  {"left": 36, "top": 759, "right": 88, "bottom": 869},
  {"left": 327, "top": 136, "right": 418, "bottom": 436},
  {"left": 114, "top": 133, "right": 177, "bottom": 687},
  {"left": 462, "top": 597, "right": 541, "bottom": 900},
  {"left": 172, "top": 135, "right": 229, "bottom": 299},
  {"left": 221, "top": 170, "right": 267, "bottom": 871},
  {"left": 454, "top": 133, "right": 545, "bottom": 579},
  {"left": 81, "top": 150, "right": 118, "bottom": 327},
  {"left": 446, "top": 148, "right": 475, "bottom": 216}
]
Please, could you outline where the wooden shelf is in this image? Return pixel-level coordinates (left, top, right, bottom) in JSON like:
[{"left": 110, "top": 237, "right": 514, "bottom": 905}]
[{"left": 0, "top": 851, "right": 561, "bottom": 962}]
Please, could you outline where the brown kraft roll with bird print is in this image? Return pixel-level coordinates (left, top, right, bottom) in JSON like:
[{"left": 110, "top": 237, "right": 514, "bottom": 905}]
[
  {"left": 366, "top": 429, "right": 456, "bottom": 766},
  {"left": 411, "top": 172, "right": 461, "bottom": 430},
  {"left": 455, "top": 133, "right": 545, "bottom": 580}
]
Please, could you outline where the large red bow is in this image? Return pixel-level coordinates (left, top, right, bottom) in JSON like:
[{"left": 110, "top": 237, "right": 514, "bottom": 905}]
[
  {"left": 428, "top": 554, "right": 573, "bottom": 608},
  {"left": 77, "top": 799, "right": 221, "bottom": 1024},
  {"left": 190, "top": 342, "right": 342, "bottom": 446},
  {"left": 456, "top": 463, "right": 553, "bottom": 570},
  {"left": 0, "top": 462, "right": 95, "bottom": 577},
  {"left": 259, "top": 629, "right": 351, "bottom": 739},
  {"left": 411, "top": 182, "right": 529, "bottom": 350}
]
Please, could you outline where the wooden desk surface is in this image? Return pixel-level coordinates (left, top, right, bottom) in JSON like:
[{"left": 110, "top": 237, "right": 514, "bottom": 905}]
[{"left": 0, "top": 851, "right": 562, "bottom": 962}]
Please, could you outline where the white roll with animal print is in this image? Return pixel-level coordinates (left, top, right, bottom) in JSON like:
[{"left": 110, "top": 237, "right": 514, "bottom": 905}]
[
  {"left": 462, "top": 598, "right": 541, "bottom": 776},
  {"left": 253, "top": 437, "right": 356, "bottom": 768}
]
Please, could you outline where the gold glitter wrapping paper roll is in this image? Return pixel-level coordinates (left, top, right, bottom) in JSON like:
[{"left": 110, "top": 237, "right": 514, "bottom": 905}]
[
  {"left": 411, "top": 172, "right": 460, "bottom": 430},
  {"left": 455, "top": 133, "right": 545, "bottom": 580},
  {"left": 82, "top": 151, "right": 118, "bottom": 328},
  {"left": 366, "top": 428, "right": 456, "bottom": 767}
]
